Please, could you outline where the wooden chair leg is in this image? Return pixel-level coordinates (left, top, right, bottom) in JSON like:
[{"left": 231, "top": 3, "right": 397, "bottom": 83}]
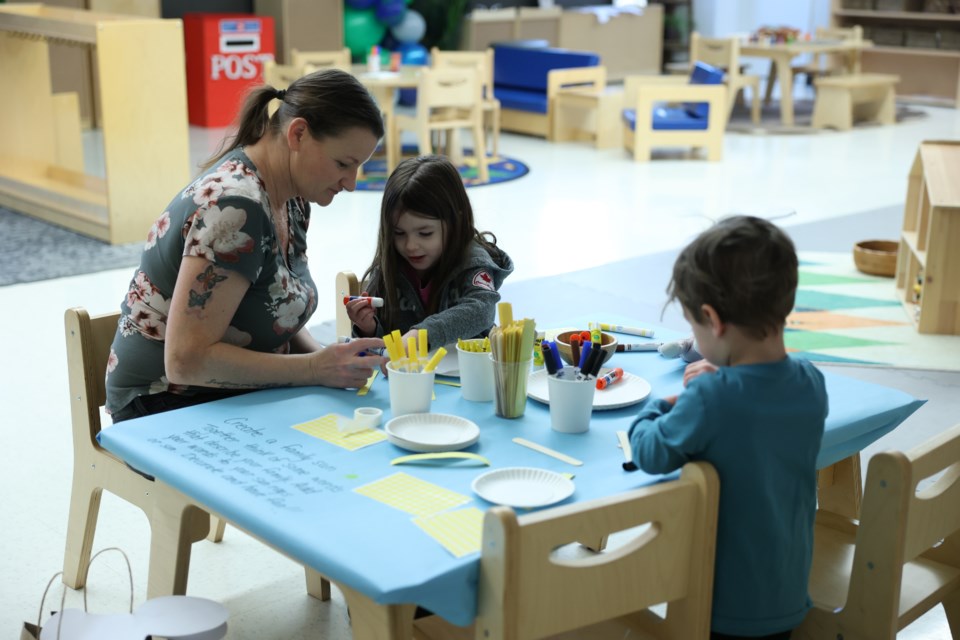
[
  {"left": 764, "top": 61, "right": 777, "bottom": 105},
  {"left": 473, "top": 123, "right": 489, "bottom": 183},
  {"left": 490, "top": 108, "right": 500, "bottom": 157},
  {"left": 146, "top": 491, "right": 210, "bottom": 599},
  {"left": 206, "top": 514, "right": 226, "bottom": 542},
  {"left": 62, "top": 481, "right": 103, "bottom": 589},
  {"left": 305, "top": 566, "right": 332, "bottom": 601}
]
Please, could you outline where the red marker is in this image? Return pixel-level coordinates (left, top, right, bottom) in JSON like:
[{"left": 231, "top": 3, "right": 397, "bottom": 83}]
[
  {"left": 343, "top": 296, "right": 384, "bottom": 308},
  {"left": 596, "top": 367, "right": 624, "bottom": 390}
]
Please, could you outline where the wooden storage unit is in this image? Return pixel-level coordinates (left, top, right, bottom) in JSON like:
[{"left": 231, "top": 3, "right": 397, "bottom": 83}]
[
  {"left": 894, "top": 140, "right": 960, "bottom": 335},
  {"left": 832, "top": 0, "right": 960, "bottom": 106},
  {"left": 0, "top": 4, "right": 190, "bottom": 245},
  {"left": 461, "top": 6, "right": 663, "bottom": 82},
  {"left": 253, "top": 0, "right": 343, "bottom": 65}
]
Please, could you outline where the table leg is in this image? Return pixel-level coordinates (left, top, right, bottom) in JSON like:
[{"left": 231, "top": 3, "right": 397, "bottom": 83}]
[
  {"left": 774, "top": 52, "right": 795, "bottom": 127},
  {"left": 816, "top": 453, "right": 862, "bottom": 519},
  {"left": 340, "top": 582, "right": 418, "bottom": 640}
]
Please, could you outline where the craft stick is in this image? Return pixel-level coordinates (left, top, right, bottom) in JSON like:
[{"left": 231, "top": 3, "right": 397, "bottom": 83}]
[
  {"left": 423, "top": 347, "right": 448, "bottom": 372},
  {"left": 407, "top": 337, "right": 419, "bottom": 371},
  {"left": 382, "top": 334, "right": 402, "bottom": 362},
  {"left": 418, "top": 329, "right": 428, "bottom": 359},
  {"left": 498, "top": 301, "right": 513, "bottom": 327},
  {"left": 391, "top": 329, "right": 405, "bottom": 358},
  {"left": 512, "top": 437, "right": 583, "bottom": 466}
]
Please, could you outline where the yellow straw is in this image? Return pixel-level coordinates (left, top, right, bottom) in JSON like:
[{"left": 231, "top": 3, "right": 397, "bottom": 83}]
[
  {"left": 418, "top": 329, "right": 428, "bottom": 359},
  {"left": 423, "top": 347, "right": 448, "bottom": 372}
]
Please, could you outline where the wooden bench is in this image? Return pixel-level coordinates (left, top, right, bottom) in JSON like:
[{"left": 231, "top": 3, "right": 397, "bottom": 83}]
[{"left": 812, "top": 73, "right": 900, "bottom": 131}]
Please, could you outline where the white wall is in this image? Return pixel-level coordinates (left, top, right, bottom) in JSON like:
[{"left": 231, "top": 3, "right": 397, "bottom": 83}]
[{"left": 693, "top": 0, "right": 832, "bottom": 39}]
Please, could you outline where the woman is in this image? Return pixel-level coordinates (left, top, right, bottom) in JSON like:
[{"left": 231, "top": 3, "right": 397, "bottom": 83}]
[{"left": 106, "top": 69, "right": 388, "bottom": 422}]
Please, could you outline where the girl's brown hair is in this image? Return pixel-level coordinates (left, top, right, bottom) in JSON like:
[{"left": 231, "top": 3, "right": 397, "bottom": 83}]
[{"left": 362, "top": 155, "right": 498, "bottom": 331}]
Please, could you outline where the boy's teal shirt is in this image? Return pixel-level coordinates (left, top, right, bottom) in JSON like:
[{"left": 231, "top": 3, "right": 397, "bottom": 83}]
[{"left": 629, "top": 357, "right": 827, "bottom": 637}]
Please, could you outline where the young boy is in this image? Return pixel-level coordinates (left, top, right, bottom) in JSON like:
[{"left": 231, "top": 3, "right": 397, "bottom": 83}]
[{"left": 628, "top": 215, "right": 827, "bottom": 640}]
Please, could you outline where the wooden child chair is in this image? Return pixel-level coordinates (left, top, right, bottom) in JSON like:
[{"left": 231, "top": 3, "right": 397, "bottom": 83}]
[
  {"left": 690, "top": 32, "right": 761, "bottom": 125},
  {"left": 64, "top": 307, "right": 331, "bottom": 601},
  {"left": 431, "top": 47, "right": 502, "bottom": 157},
  {"left": 415, "top": 462, "right": 720, "bottom": 639},
  {"left": 796, "top": 422, "right": 960, "bottom": 638}
]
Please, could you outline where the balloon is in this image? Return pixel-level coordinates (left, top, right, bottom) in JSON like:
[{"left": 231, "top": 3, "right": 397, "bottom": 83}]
[
  {"left": 343, "top": 7, "right": 387, "bottom": 59},
  {"left": 375, "top": 0, "right": 406, "bottom": 27},
  {"left": 380, "top": 30, "right": 399, "bottom": 52},
  {"left": 390, "top": 9, "right": 426, "bottom": 44},
  {"left": 345, "top": 0, "right": 377, "bottom": 9}
]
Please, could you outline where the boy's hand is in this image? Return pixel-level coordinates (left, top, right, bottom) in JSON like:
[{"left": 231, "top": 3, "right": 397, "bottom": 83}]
[
  {"left": 683, "top": 360, "right": 718, "bottom": 387},
  {"left": 345, "top": 290, "right": 378, "bottom": 336}
]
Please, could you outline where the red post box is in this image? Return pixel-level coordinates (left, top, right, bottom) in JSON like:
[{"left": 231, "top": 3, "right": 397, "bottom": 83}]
[{"left": 184, "top": 13, "right": 276, "bottom": 128}]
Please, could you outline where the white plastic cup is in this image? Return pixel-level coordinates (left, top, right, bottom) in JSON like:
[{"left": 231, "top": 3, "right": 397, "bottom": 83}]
[
  {"left": 387, "top": 361, "right": 435, "bottom": 416},
  {"left": 547, "top": 366, "right": 595, "bottom": 433},
  {"left": 457, "top": 343, "right": 494, "bottom": 402}
]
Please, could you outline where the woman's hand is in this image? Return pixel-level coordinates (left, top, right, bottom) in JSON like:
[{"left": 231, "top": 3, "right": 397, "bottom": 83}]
[
  {"left": 309, "top": 338, "right": 388, "bottom": 389},
  {"left": 683, "top": 359, "right": 718, "bottom": 387},
  {"left": 345, "top": 290, "right": 378, "bottom": 337}
]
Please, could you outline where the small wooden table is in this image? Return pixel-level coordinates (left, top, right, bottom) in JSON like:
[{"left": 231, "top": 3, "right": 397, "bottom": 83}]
[
  {"left": 740, "top": 39, "right": 873, "bottom": 127},
  {"left": 354, "top": 67, "right": 421, "bottom": 175},
  {"left": 551, "top": 86, "right": 625, "bottom": 149}
]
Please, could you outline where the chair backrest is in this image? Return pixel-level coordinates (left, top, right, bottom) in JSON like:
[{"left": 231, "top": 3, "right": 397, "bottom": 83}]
[
  {"left": 65, "top": 308, "right": 120, "bottom": 450},
  {"left": 815, "top": 25, "right": 864, "bottom": 43},
  {"left": 290, "top": 47, "right": 351, "bottom": 72},
  {"left": 842, "top": 423, "right": 960, "bottom": 633},
  {"left": 475, "top": 462, "right": 719, "bottom": 639},
  {"left": 430, "top": 47, "right": 496, "bottom": 101},
  {"left": 263, "top": 59, "right": 302, "bottom": 90},
  {"left": 417, "top": 66, "right": 484, "bottom": 115},
  {"left": 335, "top": 271, "right": 360, "bottom": 339},
  {"left": 689, "top": 33, "right": 745, "bottom": 82}
]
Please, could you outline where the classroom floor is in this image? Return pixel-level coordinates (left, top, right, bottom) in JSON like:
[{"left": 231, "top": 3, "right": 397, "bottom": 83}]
[{"left": 2, "top": 99, "right": 960, "bottom": 638}]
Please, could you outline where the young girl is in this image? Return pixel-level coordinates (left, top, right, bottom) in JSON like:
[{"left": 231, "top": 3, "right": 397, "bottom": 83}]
[{"left": 346, "top": 155, "right": 513, "bottom": 349}]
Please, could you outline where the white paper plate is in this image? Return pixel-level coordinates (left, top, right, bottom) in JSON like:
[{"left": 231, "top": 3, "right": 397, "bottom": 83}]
[
  {"left": 384, "top": 413, "right": 479, "bottom": 453},
  {"left": 472, "top": 467, "right": 575, "bottom": 508},
  {"left": 526, "top": 368, "right": 651, "bottom": 410}
]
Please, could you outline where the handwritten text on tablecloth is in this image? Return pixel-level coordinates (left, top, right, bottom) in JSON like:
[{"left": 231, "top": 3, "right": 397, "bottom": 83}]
[{"left": 144, "top": 417, "right": 350, "bottom": 512}]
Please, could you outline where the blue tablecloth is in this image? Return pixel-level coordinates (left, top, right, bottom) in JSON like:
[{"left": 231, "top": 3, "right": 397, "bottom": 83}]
[{"left": 99, "top": 322, "right": 922, "bottom": 625}]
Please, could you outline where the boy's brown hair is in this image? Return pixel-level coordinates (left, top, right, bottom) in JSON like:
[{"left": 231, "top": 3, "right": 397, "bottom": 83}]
[{"left": 667, "top": 215, "right": 798, "bottom": 339}]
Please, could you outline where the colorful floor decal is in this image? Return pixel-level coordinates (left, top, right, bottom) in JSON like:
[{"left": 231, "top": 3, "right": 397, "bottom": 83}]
[
  {"left": 356, "top": 146, "right": 529, "bottom": 191},
  {"left": 786, "top": 252, "right": 960, "bottom": 371}
]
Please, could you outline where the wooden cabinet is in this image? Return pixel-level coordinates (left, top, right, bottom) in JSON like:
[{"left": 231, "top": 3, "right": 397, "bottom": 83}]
[
  {"left": 0, "top": 4, "right": 190, "bottom": 244},
  {"left": 832, "top": 0, "right": 960, "bottom": 106},
  {"left": 461, "top": 6, "right": 663, "bottom": 81},
  {"left": 253, "top": 0, "right": 343, "bottom": 65},
  {"left": 895, "top": 140, "right": 960, "bottom": 335}
]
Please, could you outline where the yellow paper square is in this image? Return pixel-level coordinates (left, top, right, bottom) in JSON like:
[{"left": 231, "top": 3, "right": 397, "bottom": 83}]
[
  {"left": 354, "top": 472, "right": 471, "bottom": 517},
  {"left": 413, "top": 507, "right": 484, "bottom": 558},
  {"left": 357, "top": 369, "right": 379, "bottom": 396},
  {"left": 291, "top": 414, "right": 386, "bottom": 451}
]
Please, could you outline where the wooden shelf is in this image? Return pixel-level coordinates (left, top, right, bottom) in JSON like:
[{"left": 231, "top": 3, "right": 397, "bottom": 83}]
[
  {"left": 835, "top": 9, "right": 960, "bottom": 21},
  {"left": 894, "top": 141, "right": 960, "bottom": 335},
  {"left": 0, "top": 4, "right": 190, "bottom": 244},
  {"left": 832, "top": 0, "right": 960, "bottom": 106}
]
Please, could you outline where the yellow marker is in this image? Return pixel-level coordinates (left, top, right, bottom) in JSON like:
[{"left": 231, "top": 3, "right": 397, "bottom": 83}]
[
  {"left": 423, "top": 346, "right": 448, "bottom": 372},
  {"left": 418, "top": 329, "right": 428, "bottom": 359},
  {"left": 391, "top": 329, "right": 404, "bottom": 358},
  {"left": 497, "top": 301, "right": 513, "bottom": 327},
  {"left": 407, "top": 337, "right": 419, "bottom": 371},
  {"left": 382, "top": 333, "right": 401, "bottom": 362}
]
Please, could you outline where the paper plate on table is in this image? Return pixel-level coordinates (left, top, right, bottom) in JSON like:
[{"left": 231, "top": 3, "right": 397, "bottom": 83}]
[
  {"left": 526, "top": 368, "right": 651, "bottom": 410},
  {"left": 471, "top": 467, "right": 575, "bottom": 508},
  {"left": 384, "top": 413, "right": 479, "bottom": 452}
]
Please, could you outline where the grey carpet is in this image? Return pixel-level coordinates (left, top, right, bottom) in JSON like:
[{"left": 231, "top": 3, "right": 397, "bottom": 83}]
[
  {"left": 0, "top": 206, "right": 141, "bottom": 286},
  {"left": 727, "top": 98, "right": 927, "bottom": 134}
]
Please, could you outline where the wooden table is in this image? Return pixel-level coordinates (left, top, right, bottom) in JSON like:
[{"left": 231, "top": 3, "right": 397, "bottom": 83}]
[
  {"left": 354, "top": 67, "right": 421, "bottom": 176},
  {"left": 99, "top": 315, "right": 921, "bottom": 639},
  {"left": 740, "top": 39, "right": 873, "bottom": 127}
]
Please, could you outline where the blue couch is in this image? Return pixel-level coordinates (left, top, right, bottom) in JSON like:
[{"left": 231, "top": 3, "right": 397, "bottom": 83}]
[{"left": 492, "top": 44, "right": 602, "bottom": 137}]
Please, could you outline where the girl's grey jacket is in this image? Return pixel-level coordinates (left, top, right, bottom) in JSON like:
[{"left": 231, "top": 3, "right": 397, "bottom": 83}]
[{"left": 363, "top": 240, "right": 514, "bottom": 349}]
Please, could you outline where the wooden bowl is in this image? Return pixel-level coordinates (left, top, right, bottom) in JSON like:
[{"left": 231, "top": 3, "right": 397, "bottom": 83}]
[
  {"left": 553, "top": 330, "right": 618, "bottom": 367},
  {"left": 853, "top": 240, "right": 898, "bottom": 277}
]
